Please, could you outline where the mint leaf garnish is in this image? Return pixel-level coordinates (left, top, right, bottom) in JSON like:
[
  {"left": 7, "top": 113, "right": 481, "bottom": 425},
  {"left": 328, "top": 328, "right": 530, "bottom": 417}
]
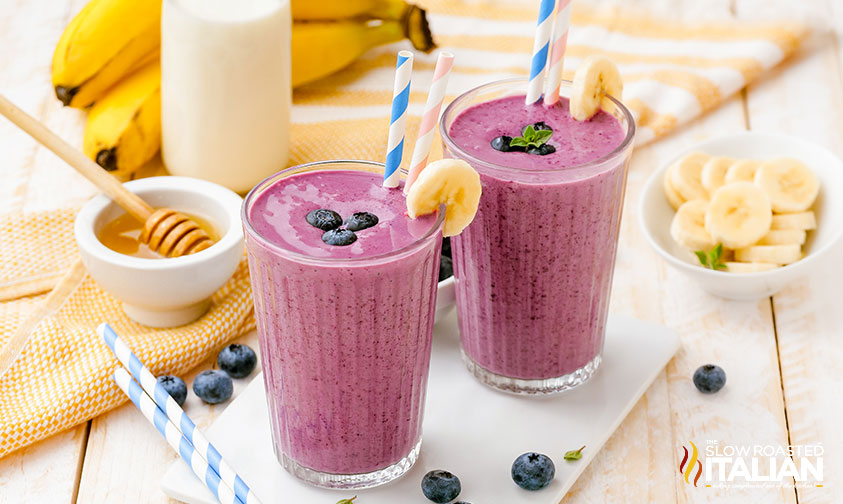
[
  {"left": 511, "top": 124, "right": 553, "bottom": 149},
  {"left": 336, "top": 497, "right": 357, "bottom": 504},
  {"left": 564, "top": 445, "right": 585, "bottom": 461},
  {"left": 695, "top": 244, "right": 726, "bottom": 270}
]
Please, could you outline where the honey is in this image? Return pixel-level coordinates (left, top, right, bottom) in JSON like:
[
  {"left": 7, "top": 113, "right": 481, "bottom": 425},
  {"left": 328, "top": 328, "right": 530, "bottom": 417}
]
[{"left": 97, "top": 211, "right": 218, "bottom": 259}]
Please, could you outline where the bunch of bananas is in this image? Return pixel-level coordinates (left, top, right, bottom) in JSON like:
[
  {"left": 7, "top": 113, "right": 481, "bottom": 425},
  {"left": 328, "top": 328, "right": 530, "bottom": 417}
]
[{"left": 52, "top": 0, "right": 436, "bottom": 177}]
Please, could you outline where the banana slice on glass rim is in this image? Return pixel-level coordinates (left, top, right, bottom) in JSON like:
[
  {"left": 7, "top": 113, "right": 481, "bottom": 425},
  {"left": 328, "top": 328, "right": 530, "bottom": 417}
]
[
  {"left": 406, "top": 159, "right": 482, "bottom": 237},
  {"left": 570, "top": 55, "right": 623, "bottom": 121}
]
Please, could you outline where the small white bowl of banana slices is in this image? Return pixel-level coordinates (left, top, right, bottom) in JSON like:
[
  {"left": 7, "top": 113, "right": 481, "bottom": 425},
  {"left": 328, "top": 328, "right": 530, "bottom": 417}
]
[{"left": 639, "top": 132, "right": 843, "bottom": 300}]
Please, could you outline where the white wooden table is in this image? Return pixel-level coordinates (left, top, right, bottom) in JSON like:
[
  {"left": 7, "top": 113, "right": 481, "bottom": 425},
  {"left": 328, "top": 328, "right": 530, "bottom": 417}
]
[{"left": 2, "top": 0, "right": 842, "bottom": 502}]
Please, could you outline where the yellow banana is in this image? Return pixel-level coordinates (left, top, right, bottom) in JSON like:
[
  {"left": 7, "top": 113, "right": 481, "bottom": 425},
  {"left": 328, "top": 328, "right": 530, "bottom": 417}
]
[
  {"left": 52, "top": 0, "right": 160, "bottom": 108},
  {"left": 292, "top": 17, "right": 434, "bottom": 87},
  {"left": 291, "top": 0, "right": 407, "bottom": 20},
  {"left": 83, "top": 61, "right": 160, "bottom": 177}
]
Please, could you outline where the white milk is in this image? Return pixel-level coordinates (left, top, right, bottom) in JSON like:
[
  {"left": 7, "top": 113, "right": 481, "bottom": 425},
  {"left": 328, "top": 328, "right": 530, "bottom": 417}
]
[{"left": 161, "top": 0, "right": 291, "bottom": 193}]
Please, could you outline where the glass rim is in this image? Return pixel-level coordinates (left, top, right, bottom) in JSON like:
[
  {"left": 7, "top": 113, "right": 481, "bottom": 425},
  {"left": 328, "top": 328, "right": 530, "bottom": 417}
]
[
  {"left": 241, "top": 160, "right": 445, "bottom": 265},
  {"left": 439, "top": 77, "right": 636, "bottom": 176}
]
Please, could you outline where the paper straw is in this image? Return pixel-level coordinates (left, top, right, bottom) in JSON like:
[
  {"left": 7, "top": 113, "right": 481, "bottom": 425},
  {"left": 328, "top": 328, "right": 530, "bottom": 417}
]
[
  {"left": 99, "top": 323, "right": 261, "bottom": 504},
  {"left": 543, "top": 0, "right": 573, "bottom": 106},
  {"left": 113, "top": 368, "right": 244, "bottom": 504},
  {"left": 404, "top": 52, "right": 454, "bottom": 194},
  {"left": 383, "top": 50, "right": 414, "bottom": 188},
  {"left": 525, "top": 0, "right": 555, "bottom": 105}
]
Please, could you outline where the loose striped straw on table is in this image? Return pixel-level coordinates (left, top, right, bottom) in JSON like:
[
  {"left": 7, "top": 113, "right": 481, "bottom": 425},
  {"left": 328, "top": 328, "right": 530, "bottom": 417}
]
[
  {"left": 98, "top": 323, "right": 261, "bottom": 504},
  {"left": 383, "top": 50, "right": 414, "bottom": 188},
  {"left": 112, "top": 368, "right": 245, "bottom": 504},
  {"left": 525, "top": 0, "right": 556, "bottom": 105},
  {"left": 543, "top": 0, "right": 573, "bottom": 106},
  {"left": 404, "top": 51, "right": 455, "bottom": 194}
]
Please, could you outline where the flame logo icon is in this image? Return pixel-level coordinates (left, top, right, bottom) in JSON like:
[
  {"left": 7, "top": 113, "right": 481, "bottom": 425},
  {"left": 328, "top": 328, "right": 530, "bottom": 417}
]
[{"left": 679, "top": 441, "right": 703, "bottom": 486}]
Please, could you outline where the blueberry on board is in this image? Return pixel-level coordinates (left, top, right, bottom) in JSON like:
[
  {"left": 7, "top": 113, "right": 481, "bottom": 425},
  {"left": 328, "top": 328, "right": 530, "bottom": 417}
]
[
  {"left": 345, "top": 212, "right": 379, "bottom": 231},
  {"left": 693, "top": 364, "right": 726, "bottom": 393},
  {"left": 306, "top": 209, "right": 343, "bottom": 231},
  {"left": 490, "top": 135, "right": 513, "bottom": 152},
  {"left": 439, "top": 256, "right": 453, "bottom": 282},
  {"left": 193, "top": 370, "right": 233, "bottom": 404},
  {"left": 526, "top": 144, "right": 556, "bottom": 156},
  {"left": 511, "top": 452, "right": 556, "bottom": 490},
  {"left": 322, "top": 228, "right": 357, "bottom": 246},
  {"left": 157, "top": 375, "right": 187, "bottom": 406},
  {"left": 217, "top": 344, "right": 257, "bottom": 378},
  {"left": 421, "top": 470, "right": 461, "bottom": 503},
  {"left": 441, "top": 236, "right": 451, "bottom": 258},
  {"left": 526, "top": 121, "right": 552, "bottom": 132}
]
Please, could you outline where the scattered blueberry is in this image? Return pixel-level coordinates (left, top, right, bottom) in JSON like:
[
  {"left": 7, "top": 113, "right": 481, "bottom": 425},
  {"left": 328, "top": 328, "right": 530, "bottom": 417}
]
[
  {"left": 157, "top": 375, "right": 187, "bottom": 406},
  {"left": 322, "top": 228, "right": 357, "bottom": 246},
  {"left": 193, "top": 370, "right": 233, "bottom": 404},
  {"left": 526, "top": 143, "right": 556, "bottom": 156},
  {"left": 693, "top": 364, "right": 726, "bottom": 393},
  {"left": 421, "top": 470, "right": 461, "bottom": 503},
  {"left": 491, "top": 135, "right": 513, "bottom": 152},
  {"left": 218, "top": 344, "right": 257, "bottom": 378},
  {"left": 344, "top": 211, "right": 379, "bottom": 231},
  {"left": 511, "top": 452, "right": 556, "bottom": 490},
  {"left": 439, "top": 256, "right": 453, "bottom": 282},
  {"left": 528, "top": 121, "right": 552, "bottom": 132},
  {"left": 441, "top": 237, "right": 451, "bottom": 258},
  {"left": 306, "top": 209, "right": 343, "bottom": 231}
]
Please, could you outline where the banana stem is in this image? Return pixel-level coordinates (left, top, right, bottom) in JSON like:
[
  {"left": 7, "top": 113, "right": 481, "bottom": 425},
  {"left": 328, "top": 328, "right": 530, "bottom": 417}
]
[{"left": 0, "top": 94, "right": 153, "bottom": 222}]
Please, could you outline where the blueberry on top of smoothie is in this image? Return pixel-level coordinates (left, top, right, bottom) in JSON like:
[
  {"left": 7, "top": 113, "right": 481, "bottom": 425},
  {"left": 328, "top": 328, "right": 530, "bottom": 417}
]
[
  {"left": 344, "top": 211, "right": 379, "bottom": 231},
  {"left": 322, "top": 228, "right": 357, "bottom": 246},
  {"left": 527, "top": 144, "right": 556, "bottom": 156},
  {"left": 491, "top": 135, "right": 519, "bottom": 152},
  {"left": 306, "top": 208, "right": 343, "bottom": 231},
  {"left": 525, "top": 121, "right": 552, "bottom": 133}
]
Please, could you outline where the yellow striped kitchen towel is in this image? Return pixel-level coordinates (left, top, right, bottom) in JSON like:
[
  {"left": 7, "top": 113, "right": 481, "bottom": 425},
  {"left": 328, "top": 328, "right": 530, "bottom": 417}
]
[
  {"left": 288, "top": 0, "right": 802, "bottom": 165},
  {"left": 0, "top": 210, "right": 254, "bottom": 458}
]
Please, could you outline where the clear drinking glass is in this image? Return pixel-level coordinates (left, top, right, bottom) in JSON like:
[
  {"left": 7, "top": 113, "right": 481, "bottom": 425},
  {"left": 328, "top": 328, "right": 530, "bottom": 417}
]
[
  {"left": 440, "top": 79, "right": 636, "bottom": 394},
  {"left": 241, "top": 160, "right": 444, "bottom": 488}
]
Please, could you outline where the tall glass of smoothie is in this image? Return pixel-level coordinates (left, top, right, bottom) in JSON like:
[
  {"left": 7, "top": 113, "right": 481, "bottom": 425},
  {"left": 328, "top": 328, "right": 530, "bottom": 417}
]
[
  {"left": 241, "top": 160, "right": 444, "bottom": 488},
  {"left": 441, "top": 79, "right": 635, "bottom": 394}
]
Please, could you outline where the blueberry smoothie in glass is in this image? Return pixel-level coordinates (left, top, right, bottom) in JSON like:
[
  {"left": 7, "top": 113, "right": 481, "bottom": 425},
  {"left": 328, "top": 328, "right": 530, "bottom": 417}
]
[
  {"left": 441, "top": 79, "right": 635, "bottom": 394},
  {"left": 242, "top": 161, "right": 443, "bottom": 488}
]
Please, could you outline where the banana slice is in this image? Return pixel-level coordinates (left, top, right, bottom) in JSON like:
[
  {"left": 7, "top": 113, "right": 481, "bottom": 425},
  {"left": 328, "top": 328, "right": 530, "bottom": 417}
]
[
  {"left": 758, "top": 229, "right": 807, "bottom": 246},
  {"left": 734, "top": 244, "right": 802, "bottom": 265},
  {"left": 570, "top": 56, "right": 623, "bottom": 121},
  {"left": 725, "top": 160, "right": 760, "bottom": 184},
  {"left": 670, "top": 200, "right": 716, "bottom": 250},
  {"left": 669, "top": 152, "right": 710, "bottom": 201},
  {"left": 754, "top": 157, "right": 819, "bottom": 213},
  {"left": 771, "top": 211, "right": 817, "bottom": 230},
  {"left": 705, "top": 182, "right": 772, "bottom": 249},
  {"left": 663, "top": 166, "right": 685, "bottom": 210},
  {"left": 724, "top": 262, "right": 779, "bottom": 273},
  {"left": 406, "top": 158, "right": 482, "bottom": 237},
  {"left": 701, "top": 156, "right": 734, "bottom": 193}
]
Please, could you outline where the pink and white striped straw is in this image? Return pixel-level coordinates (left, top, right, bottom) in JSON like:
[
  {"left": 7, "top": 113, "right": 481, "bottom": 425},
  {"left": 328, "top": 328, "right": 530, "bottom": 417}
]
[
  {"left": 404, "top": 52, "right": 455, "bottom": 194},
  {"left": 543, "top": 0, "right": 573, "bottom": 106},
  {"left": 525, "top": 0, "right": 555, "bottom": 104}
]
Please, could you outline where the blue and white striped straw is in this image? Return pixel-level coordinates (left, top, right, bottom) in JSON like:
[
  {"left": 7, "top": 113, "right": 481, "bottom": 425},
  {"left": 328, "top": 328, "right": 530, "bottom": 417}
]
[
  {"left": 98, "top": 323, "right": 261, "bottom": 504},
  {"left": 383, "top": 50, "right": 413, "bottom": 188},
  {"left": 525, "top": 0, "right": 556, "bottom": 104},
  {"left": 113, "top": 368, "right": 244, "bottom": 504}
]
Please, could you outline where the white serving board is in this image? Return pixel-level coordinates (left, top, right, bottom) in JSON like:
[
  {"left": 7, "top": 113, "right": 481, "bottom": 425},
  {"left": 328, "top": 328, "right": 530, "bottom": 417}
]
[{"left": 162, "top": 313, "right": 678, "bottom": 503}]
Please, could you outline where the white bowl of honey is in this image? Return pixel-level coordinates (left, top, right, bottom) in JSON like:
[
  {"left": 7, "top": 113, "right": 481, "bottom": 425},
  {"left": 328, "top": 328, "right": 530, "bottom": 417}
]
[{"left": 74, "top": 176, "right": 244, "bottom": 327}]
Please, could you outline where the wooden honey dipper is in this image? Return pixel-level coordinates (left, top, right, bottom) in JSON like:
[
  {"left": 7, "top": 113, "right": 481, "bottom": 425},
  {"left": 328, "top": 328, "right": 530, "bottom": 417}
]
[{"left": 0, "top": 95, "right": 213, "bottom": 257}]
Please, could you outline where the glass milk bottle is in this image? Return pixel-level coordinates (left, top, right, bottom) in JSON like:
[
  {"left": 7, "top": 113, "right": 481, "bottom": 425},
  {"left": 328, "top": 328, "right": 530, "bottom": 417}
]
[{"left": 161, "top": 0, "right": 291, "bottom": 194}]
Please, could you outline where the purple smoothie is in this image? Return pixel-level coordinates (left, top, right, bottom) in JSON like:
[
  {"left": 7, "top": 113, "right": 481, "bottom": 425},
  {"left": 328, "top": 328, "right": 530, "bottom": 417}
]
[
  {"left": 243, "top": 164, "right": 442, "bottom": 485},
  {"left": 443, "top": 89, "right": 633, "bottom": 392}
]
